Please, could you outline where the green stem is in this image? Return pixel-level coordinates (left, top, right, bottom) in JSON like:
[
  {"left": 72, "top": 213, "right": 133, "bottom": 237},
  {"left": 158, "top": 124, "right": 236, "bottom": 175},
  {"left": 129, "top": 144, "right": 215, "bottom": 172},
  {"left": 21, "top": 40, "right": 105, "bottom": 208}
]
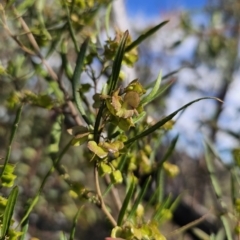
[{"left": 0, "top": 105, "right": 23, "bottom": 178}]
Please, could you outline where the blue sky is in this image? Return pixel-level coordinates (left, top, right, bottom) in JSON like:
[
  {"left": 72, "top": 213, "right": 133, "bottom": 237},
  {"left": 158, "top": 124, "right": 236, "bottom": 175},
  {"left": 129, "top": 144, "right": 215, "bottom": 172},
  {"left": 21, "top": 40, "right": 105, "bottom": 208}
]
[
  {"left": 123, "top": 0, "right": 240, "bottom": 161},
  {"left": 126, "top": 0, "right": 207, "bottom": 17}
]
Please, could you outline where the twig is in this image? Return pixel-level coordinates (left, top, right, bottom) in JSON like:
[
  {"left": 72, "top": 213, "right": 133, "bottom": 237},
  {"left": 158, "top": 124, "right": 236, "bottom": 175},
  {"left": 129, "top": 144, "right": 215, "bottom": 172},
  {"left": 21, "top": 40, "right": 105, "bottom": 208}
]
[
  {"left": 0, "top": 105, "right": 23, "bottom": 178},
  {"left": 104, "top": 175, "right": 122, "bottom": 212},
  {"left": 166, "top": 212, "right": 210, "bottom": 237},
  {"left": 5, "top": 7, "right": 83, "bottom": 126},
  {"left": 94, "top": 164, "right": 117, "bottom": 226}
]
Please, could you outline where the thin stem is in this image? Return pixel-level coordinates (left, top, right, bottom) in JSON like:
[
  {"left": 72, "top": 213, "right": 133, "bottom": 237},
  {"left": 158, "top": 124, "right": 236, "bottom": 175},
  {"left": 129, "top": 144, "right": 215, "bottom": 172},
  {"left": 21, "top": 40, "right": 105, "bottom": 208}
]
[
  {"left": 167, "top": 212, "right": 210, "bottom": 237},
  {"left": 7, "top": 8, "right": 83, "bottom": 126},
  {"left": 104, "top": 175, "right": 122, "bottom": 212},
  {"left": 94, "top": 164, "right": 117, "bottom": 226},
  {"left": 0, "top": 105, "right": 23, "bottom": 178}
]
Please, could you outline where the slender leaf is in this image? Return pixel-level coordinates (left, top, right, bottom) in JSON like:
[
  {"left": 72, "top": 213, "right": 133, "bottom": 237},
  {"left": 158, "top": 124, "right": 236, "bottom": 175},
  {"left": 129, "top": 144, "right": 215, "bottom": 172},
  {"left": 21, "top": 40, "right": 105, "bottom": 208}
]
[
  {"left": 118, "top": 153, "right": 128, "bottom": 171},
  {"left": 162, "top": 68, "right": 183, "bottom": 80},
  {"left": 94, "top": 31, "right": 129, "bottom": 142},
  {"left": 157, "top": 168, "right": 164, "bottom": 203},
  {"left": 169, "top": 194, "right": 182, "bottom": 212},
  {"left": 125, "top": 97, "right": 222, "bottom": 145},
  {"left": 1, "top": 186, "right": 19, "bottom": 238},
  {"left": 103, "top": 153, "right": 129, "bottom": 198},
  {"left": 204, "top": 136, "right": 228, "bottom": 170},
  {"left": 19, "top": 193, "right": 40, "bottom": 226},
  {"left": 69, "top": 207, "right": 83, "bottom": 240},
  {"left": 61, "top": 39, "right": 73, "bottom": 79},
  {"left": 153, "top": 194, "right": 172, "bottom": 221},
  {"left": 60, "top": 232, "right": 68, "bottom": 240},
  {"left": 191, "top": 228, "right": 211, "bottom": 240},
  {"left": 230, "top": 167, "right": 240, "bottom": 204},
  {"left": 63, "top": 1, "right": 79, "bottom": 52},
  {"left": 145, "top": 67, "right": 181, "bottom": 90},
  {"left": 215, "top": 228, "right": 226, "bottom": 240},
  {"left": 0, "top": 105, "right": 22, "bottom": 178},
  {"left": 46, "top": 31, "right": 62, "bottom": 58},
  {"left": 105, "top": 2, "right": 112, "bottom": 37},
  {"left": 220, "top": 215, "right": 233, "bottom": 240},
  {"left": 20, "top": 219, "right": 29, "bottom": 240},
  {"left": 133, "top": 111, "right": 146, "bottom": 124},
  {"left": 125, "top": 20, "right": 169, "bottom": 52},
  {"left": 103, "top": 183, "right": 114, "bottom": 197},
  {"left": 158, "top": 134, "right": 179, "bottom": 167},
  {"left": 204, "top": 144, "right": 222, "bottom": 198},
  {"left": 117, "top": 178, "right": 135, "bottom": 226},
  {"left": 204, "top": 144, "right": 232, "bottom": 240},
  {"left": 141, "top": 71, "right": 162, "bottom": 106},
  {"left": 127, "top": 176, "right": 151, "bottom": 220},
  {"left": 108, "top": 30, "right": 129, "bottom": 94},
  {"left": 152, "top": 79, "right": 175, "bottom": 101},
  {"left": 72, "top": 38, "right": 91, "bottom": 125},
  {"left": 17, "top": 0, "right": 35, "bottom": 12}
]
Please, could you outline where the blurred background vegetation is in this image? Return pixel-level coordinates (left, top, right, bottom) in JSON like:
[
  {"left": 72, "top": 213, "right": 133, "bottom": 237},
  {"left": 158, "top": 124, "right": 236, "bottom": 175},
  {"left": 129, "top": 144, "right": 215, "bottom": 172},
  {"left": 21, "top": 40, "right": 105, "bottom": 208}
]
[{"left": 0, "top": 0, "right": 240, "bottom": 240}]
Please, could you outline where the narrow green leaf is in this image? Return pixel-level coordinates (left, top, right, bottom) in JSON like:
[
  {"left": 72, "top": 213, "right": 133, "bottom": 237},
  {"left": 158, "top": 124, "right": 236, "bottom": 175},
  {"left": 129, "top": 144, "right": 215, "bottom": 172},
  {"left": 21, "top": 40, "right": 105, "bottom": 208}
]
[
  {"left": 20, "top": 219, "right": 29, "bottom": 240},
  {"left": 157, "top": 168, "right": 164, "bottom": 203},
  {"left": 230, "top": 167, "right": 240, "bottom": 205},
  {"left": 125, "top": 97, "right": 222, "bottom": 145},
  {"left": 1, "top": 186, "right": 19, "bottom": 238},
  {"left": 0, "top": 105, "right": 22, "bottom": 178},
  {"left": 145, "top": 67, "right": 181, "bottom": 90},
  {"left": 105, "top": 2, "right": 112, "bottom": 37},
  {"left": 61, "top": 39, "right": 73, "bottom": 80},
  {"left": 20, "top": 193, "right": 40, "bottom": 226},
  {"left": 153, "top": 194, "right": 172, "bottom": 221},
  {"left": 60, "top": 232, "right": 68, "bottom": 240},
  {"left": 145, "top": 149, "right": 164, "bottom": 208},
  {"left": 118, "top": 153, "right": 128, "bottom": 171},
  {"left": 152, "top": 79, "right": 175, "bottom": 101},
  {"left": 69, "top": 206, "right": 83, "bottom": 240},
  {"left": 169, "top": 194, "right": 182, "bottom": 212},
  {"left": 204, "top": 144, "right": 222, "bottom": 198},
  {"left": 108, "top": 30, "right": 129, "bottom": 94},
  {"left": 94, "top": 32, "right": 129, "bottom": 142},
  {"left": 63, "top": 1, "right": 79, "bottom": 52},
  {"left": 210, "top": 234, "right": 216, "bottom": 240},
  {"left": 158, "top": 135, "right": 179, "bottom": 167},
  {"left": 17, "top": 0, "right": 35, "bottom": 12},
  {"left": 204, "top": 136, "right": 228, "bottom": 170},
  {"left": 133, "top": 111, "right": 146, "bottom": 124},
  {"left": 204, "top": 143, "right": 232, "bottom": 240},
  {"left": 192, "top": 228, "right": 211, "bottom": 240},
  {"left": 230, "top": 170, "right": 236, "bottom": 206},
  {"left": 125, "top": 20, "right": 169, "bottom": 52},
  {"left": 103, "top": 183, "right": 114, "bottom": 197},
  {"left": 141, "top": 71, "right": 162, "bottom": 106},
  {"left": 127, "top": 176, "right": 151, "bottom": 220},
  {"left": 117, "top": 178, "right": 136, "bottom": 226},
  {"left": 72, "top": 38, "right": 91, "bottom": 125},
  {"left": 220, "top": 215, "right": 233, "bottom": 240},
  {"left": 215, "top": 228, "right": 226, "bottom": 240},
  {"left": 46, "top": 32, "right": 62, "bottom": 58},
  {"left": 162, "top": 68, "right": 183, "bottom": 80}
]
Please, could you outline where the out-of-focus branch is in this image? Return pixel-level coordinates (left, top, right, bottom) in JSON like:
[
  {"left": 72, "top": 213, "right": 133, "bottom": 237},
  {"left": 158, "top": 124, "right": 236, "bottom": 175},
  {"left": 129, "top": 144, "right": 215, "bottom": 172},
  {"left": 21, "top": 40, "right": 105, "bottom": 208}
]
[{"left": 3, "top": 7, "right": 83, "bottom": 126}]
